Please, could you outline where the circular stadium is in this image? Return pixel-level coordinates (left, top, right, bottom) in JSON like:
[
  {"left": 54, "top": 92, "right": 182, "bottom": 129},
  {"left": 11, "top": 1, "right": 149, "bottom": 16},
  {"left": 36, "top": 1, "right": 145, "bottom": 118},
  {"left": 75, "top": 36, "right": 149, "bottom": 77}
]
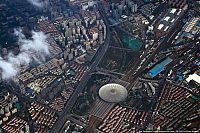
[{"left": 99, "top": 83, "right": 128, "bottom": 103}]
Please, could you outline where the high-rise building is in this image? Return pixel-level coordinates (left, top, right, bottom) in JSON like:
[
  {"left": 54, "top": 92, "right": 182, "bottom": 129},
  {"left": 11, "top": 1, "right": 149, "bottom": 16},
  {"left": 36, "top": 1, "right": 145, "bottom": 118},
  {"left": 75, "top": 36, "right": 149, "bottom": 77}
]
[{"left": 167, "top": 0, "right": 187, "bottom": 8}]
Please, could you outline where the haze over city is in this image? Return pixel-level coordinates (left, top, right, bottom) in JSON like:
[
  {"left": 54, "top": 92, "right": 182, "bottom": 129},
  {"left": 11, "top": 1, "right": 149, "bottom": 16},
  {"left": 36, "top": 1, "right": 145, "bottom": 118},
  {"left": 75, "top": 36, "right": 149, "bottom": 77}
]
[{"left": 0, "top": 0, "right": 199, "bottom": 133}]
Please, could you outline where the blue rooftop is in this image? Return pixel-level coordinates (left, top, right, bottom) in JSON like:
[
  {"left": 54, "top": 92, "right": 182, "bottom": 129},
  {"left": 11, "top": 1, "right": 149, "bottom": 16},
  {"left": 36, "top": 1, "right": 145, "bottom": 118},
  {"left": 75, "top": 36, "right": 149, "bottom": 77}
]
[
  {"left": 196, "top": 61, "right": 200, "bottom": 66},
  {"left": 196, "top": 20, "right": 200, "bottom": 27},
  {"left": 148, "top": 57, "right": 173, "bottom": 78},
  {"left": 181, "top": 32, "right": 193, "bottom": 38}
]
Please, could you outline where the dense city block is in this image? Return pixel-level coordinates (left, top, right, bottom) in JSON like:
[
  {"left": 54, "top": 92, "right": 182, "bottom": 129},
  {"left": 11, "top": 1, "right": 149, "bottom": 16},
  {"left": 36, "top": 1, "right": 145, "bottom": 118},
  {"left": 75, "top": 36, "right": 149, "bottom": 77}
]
[{"left": 0, "top": 0, "right": 199, "bottom": 133}]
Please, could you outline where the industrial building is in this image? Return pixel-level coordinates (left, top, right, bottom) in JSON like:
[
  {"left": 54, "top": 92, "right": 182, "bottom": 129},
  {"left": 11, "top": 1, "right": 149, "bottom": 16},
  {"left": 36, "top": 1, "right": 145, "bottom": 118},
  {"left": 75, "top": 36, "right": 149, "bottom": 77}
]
[
  {"left": 154, "top": 8, "right": 184, "bottom": 38},
  {"left": 147, "top": 57, "right": 173, "bottom": 78},
  {"left": 174, "top": 17, "right": 200, "bottom": 45}
]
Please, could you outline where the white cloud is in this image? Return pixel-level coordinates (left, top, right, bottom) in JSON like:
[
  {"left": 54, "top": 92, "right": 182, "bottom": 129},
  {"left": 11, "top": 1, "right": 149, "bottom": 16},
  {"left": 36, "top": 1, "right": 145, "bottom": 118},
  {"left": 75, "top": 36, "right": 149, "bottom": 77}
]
[
  {"left": 0, "top": 29, "right": 50, "bottom": 80},
  {"left": 0, "top": 59, "right": 18, "bottom": 80},
  {"left": 27, "top": 0, "right": 48, "bottom": 8}
]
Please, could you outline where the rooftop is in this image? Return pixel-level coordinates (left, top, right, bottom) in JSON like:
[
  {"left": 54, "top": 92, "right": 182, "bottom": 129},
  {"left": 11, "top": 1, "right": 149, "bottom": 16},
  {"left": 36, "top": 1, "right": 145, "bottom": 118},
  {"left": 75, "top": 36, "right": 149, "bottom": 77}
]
[{"left": 99, "top": 83, "right": 128, "bottom": 103}]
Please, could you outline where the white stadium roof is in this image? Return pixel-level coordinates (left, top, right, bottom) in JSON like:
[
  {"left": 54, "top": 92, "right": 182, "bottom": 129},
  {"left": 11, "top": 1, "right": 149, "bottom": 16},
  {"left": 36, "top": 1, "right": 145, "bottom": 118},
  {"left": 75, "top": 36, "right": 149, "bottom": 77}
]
[{"left": 99, "top": 83, "right": 128, "bottom": 103}]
